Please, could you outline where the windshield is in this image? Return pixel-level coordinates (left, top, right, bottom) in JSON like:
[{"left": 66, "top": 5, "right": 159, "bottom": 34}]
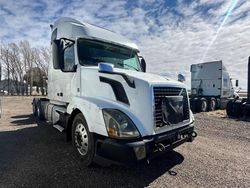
[{"left": 77, "top": 39, "right": 141, "bottom": 71}]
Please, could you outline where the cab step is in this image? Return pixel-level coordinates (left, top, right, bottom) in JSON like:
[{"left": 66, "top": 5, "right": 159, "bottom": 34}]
[{"left": 53, "top": 124, "right": 64, "bottom": 132}]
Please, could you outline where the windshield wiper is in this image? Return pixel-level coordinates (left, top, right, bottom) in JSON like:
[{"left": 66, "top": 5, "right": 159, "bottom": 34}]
[{"left": 117, "top": 63, "right": 139, "bottom": 71}]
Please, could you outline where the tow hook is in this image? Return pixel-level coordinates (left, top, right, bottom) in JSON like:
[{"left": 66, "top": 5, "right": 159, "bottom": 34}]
[
  {"left": 191, "top": 131, "right": 197, "bottom": 138},
  {"left": 157, "top": 143, "right": 166, "bottom": 152}
]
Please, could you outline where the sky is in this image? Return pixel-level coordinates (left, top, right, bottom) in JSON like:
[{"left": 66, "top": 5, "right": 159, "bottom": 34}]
[{"left": 0, "top": 0, "right": 250, "bottom": 89}]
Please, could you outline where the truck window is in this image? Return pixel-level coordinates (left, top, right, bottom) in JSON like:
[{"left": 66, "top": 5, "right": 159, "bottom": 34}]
[
  {"left": 63, "top": 45, "right": 75, "bottom": 71},
  {"left": 77, "top": 39, "right": 141, "bottom": 71}
]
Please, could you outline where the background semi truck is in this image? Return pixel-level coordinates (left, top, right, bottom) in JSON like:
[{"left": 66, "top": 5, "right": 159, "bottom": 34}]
[
  {"left": 189, "top": 61, "right": 238, "bottom": 113},
  {"left": 32, "top": 17, "right": 196, "bottom": 166},
  {"left": 227, "top": 57, "right": 250, "bottom": 118}
]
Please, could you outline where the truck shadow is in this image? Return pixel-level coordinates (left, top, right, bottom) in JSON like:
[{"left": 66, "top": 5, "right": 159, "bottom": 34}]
[
  {"left": 99, "top": 151, "right": 184, "bottom": 187},
  {"left": 10, "top": 114, "right": 36, "bottom": 125},
  {"left": 0, "top": 117, "right": 185, "bottom": 188}
]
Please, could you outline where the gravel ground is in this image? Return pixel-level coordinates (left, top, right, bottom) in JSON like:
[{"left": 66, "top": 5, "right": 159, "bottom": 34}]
[{"left": 0, "top": 96, "right": 250, "bottom": 188}]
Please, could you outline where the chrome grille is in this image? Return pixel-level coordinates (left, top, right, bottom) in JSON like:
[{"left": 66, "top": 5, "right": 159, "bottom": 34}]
[{"left": 153, "top": 87, "right": 190, "bottom": 127}]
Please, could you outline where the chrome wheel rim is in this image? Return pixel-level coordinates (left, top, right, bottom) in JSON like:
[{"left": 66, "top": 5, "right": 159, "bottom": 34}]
[{"left": 74, "top": 123, "right": 88, "bottom": 156}]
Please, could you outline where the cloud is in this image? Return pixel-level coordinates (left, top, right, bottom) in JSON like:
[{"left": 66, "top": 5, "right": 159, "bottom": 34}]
[{"left": 0, "top": 0, "right": 249, "bottom": 89}]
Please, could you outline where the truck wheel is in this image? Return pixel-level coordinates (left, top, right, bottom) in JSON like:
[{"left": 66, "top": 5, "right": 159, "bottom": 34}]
[
  {"left": 233, "top": 100, "right": 243, "bottom": 117},
  {"left": 72, "top": 113, "right": 95, "bottom": 166},
  {"left": 36, "top": 100, "right": 44, "bottom": 120},
  {"left": 32, "top": 99, "right": 37, "bottom": 117},
  {"left": 226, "top": 100, "right": 233, "bottom": 117},
  {"left": 190, "top": 98, "right": 198, "bottom": 113},
  {"left": 32, "top": 99, "right": 44, "bottom": 120},
  {"left": 209, "top": 98, "right": 216, "bottom": 111},
  {"left": 198, "top": 98, "right": 208, "bottom": 112}
]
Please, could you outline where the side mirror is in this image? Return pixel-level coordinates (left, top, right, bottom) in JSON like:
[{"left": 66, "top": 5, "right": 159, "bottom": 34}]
[
  {"left": 140, "top": 58, "right": 146, "bottom": 72},
  {"left": 98, "top": 63, "right": 114, "bottom": 73},
  {"left": 235, "top": 80, "right": 239, "bottom": 87},
  {"left": 52, "top": 39, "right": 63, "bottom": 69},
  {"left": 178, "top": 74, "right": 185, "bottom": 82}
]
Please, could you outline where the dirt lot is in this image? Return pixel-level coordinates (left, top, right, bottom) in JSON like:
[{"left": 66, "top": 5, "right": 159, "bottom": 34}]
[{"left": 0, "top": 96, "right": 250, "bottom": 188}]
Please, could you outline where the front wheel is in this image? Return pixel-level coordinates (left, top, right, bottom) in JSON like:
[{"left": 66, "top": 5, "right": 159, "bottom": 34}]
[{"left": 72, "top": 113, "right": 95, "bottom": 166}]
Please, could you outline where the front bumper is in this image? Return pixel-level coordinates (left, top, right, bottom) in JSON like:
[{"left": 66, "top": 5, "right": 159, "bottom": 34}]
[{"left": 93, "top": 123, "right": 196, "bottom": 166}]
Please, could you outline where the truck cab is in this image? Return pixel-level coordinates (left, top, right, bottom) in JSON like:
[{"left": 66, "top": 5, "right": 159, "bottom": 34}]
[{"left": 33, "top": 18, "right": 196, "bottom": 166}]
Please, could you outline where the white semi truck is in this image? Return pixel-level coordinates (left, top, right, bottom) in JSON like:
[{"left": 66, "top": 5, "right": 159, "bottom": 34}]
[
  {"left": 190, "top": 61, "right": 238, "bottom": 112},
  {"left": 32, "top": 17, "right": 196, "bottom": 166}
]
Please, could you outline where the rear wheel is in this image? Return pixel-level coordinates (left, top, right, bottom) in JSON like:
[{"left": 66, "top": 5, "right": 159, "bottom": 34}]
[
  {"left": 209, "top": 98, "right": 216, "bottom": 111},
  {"left": 32, "top": 99, "right": 37, "bottom": 117},
  {"left": 198, "top": 98, "right": 208, "bottom": 112},
  {"left": 32, "top": 99, "right": 44, "bottom": 120},
  {"left": 72, "top": 113, "right": 95, "bottom": 166}
]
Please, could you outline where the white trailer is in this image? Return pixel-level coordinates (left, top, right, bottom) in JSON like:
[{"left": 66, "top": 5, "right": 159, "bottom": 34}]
[
  {"left": 32, "top": 17, "right": 196, "bottom": 166},
  {"left": 190, "top": 61, "right": 237, "bottom": 112}
]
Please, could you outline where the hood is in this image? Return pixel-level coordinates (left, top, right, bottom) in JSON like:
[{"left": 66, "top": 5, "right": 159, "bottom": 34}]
[
  {"left": 84, "top": 66, "right": 186, "bottom": 88},
  {"left": 114, "top": 68, "right": 185, "bottom": 87},
  {"left": 79, "top": 66, "right": 189, "bottom": 136}
]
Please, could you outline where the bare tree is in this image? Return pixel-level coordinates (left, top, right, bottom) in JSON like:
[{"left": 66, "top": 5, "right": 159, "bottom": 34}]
[
  {"left": 40, "top": 47, "right": 50, "bottom": 75},
  {"left": 0, "top": 41, "right": 50, "bottom": 96},
  {"left": 0, "top": 43, "right": 25, "bottom": 95},
  {"left": 33, "top": 48, "right": 44, "bottom": 95},
  {"left": 9, "top": 43, "right": 26, "bottom": 95},
  {"left": 19, "top": 41, "right": 35, "bottom": 95},
  {"left": 0, "top": 43, "right": 11, "bottom": 94},
  {"left": 39, "top": 47, "right": 50, "bottom": 95}
]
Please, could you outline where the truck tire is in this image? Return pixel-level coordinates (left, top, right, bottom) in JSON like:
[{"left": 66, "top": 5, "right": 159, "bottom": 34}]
[
  {"left": 216, "top": 98, "right": 221, "bottom": 109},
  {"left": 37, "top": 100, "right": 44, "bottom": 120},
  {"left": 208, "top": 98, "right": 216, "bottom": 111},
  {"left": 198, "top": 98, "right": 208, "bottom": 112},
  {"left": 32, "top": 99, "right": 37, "bottom": 117},
  {"left": 190, "top": 98, "right": 198, "bottom": 113},
  {"left": 233, "top": 100, "right": 243, "bottom": 117},
  {"left": 226, "top": 100, "right": 233, "bottom": 117},
  {"left": 72, "top": 113, "right": 95, "bottom": 166},
  {"left": 32, "top": 99, "right": 44, "bottom": 120},
  {"left": 226, "top": 100, "right": 242, "bottom": 117}
]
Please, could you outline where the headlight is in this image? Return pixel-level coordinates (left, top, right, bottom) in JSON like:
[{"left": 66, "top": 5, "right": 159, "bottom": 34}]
[{"left": 102, "top": 109, "right": 140, "bottom": 139}]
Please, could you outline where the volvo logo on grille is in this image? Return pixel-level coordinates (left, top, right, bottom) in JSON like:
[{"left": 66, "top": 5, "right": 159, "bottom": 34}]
[{"left": 161, "top": 96, "right": 184, "bottom": 125}]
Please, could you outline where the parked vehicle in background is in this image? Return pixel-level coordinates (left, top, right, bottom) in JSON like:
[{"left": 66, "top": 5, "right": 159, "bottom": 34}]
[
  {"left": 227, "top": 57, "right": 250, "bottom": 118},
  {"left": 32, "top": 17, "right": 196, "bottom": 166},
  {"left": 189, "top": 61, "right": 238, "bottom": 113}
]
